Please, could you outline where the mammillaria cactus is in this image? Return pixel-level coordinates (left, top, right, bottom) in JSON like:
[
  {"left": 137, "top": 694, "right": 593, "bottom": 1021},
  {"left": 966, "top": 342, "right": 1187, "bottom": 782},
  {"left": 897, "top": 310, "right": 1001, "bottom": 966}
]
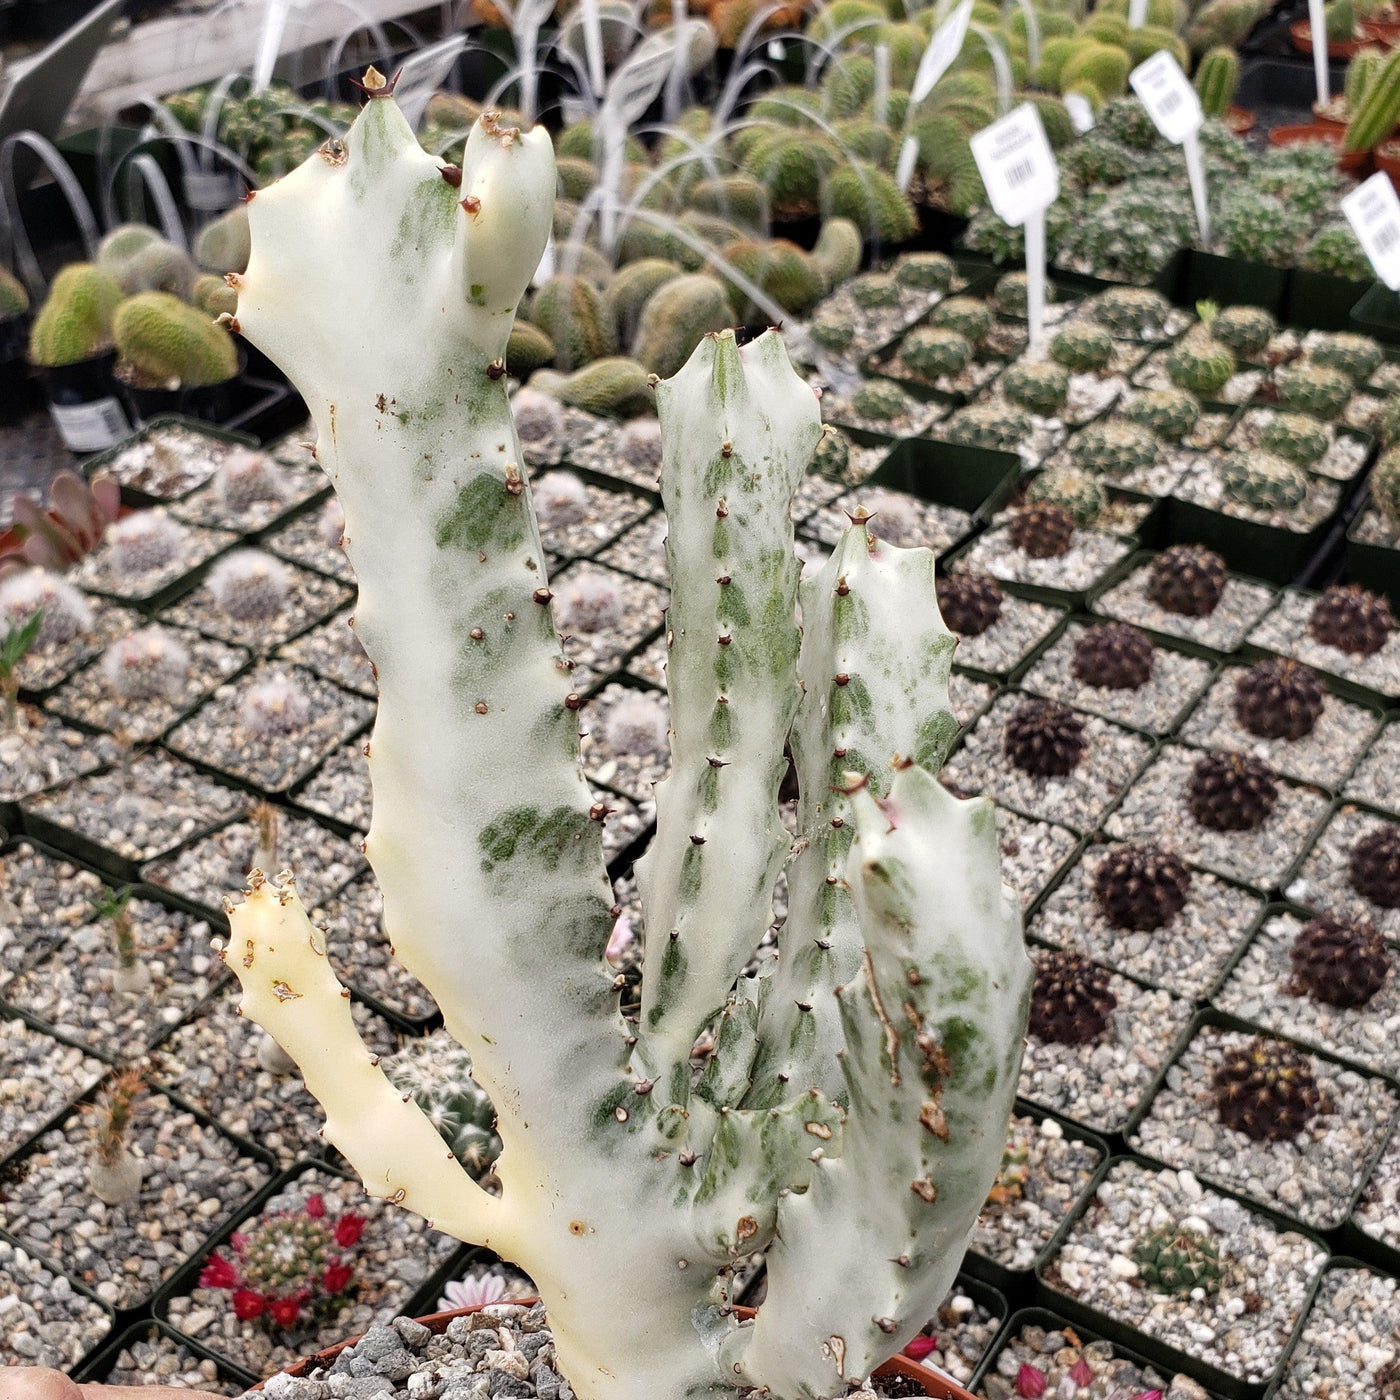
[
  {"left": 893, "top": 251, "right": 955, "bottom": 292},
  {"left": 1069, "top": 419, "right": 1158, "bottom": 478},
  {"left": 1004, "top": 696, "right": 1086, "bottom": 776},
  {"left": 1189, "top": 750, "right": 1278, "bottom": 832},
  {"left": 1289, "top": 913, "right": 1391, "bottom": 1008},
  {"left": 0, "top": 569, "right": 92, "bottom": 646},
  {"left": 1211, "top": 305, "right": 1277, "bottom": 359},
  {"left": 1219, "top": 449, "right": 1308, "bottom": 513},
  {"left": 850, "top": 378, "right": 912, "bottom": 422},
  {"left": 102, "top": 627, "right": 190, "bottom": 702},
  {"left": 603, "top": 690, "right": 669, "bottom": 756},
  {"left": 207, "top": 550, "right": 290, "bottom": 622},
  {"left": 1002, "top": 361, "right": 1071, "bottom": 418},
  {"left": 1166, "top": 325, "right": 1236, "bottom": 398},
  {"left": 1261, "top": 413, "right": 1330, "bottom": 469},
  {"left": 384, "top": 1030, "right": 502, "bottom": 1176},
  {"left": 1308, "top": 583, "right": 1395, "bottom": 656},
  {"left": 937, "top": 573, "right": 1003, "bottom": 637},
  {"left": 1147, "top": 544, "right": 1227, "bottom": 618},
  {"left": 27, "top": 263, "right": 123, "bottom": 367},
  {"left": 1211, "top": 1036, "right": 1329, "bottom": 1141},
  {"left": 215, "top": 448, "right": 287, "bottom": 514},
  {"left": 1093, "top": 843, "right": 1191, "bottom": 931},
  {"left": 1071, "top": 622, "right": 1155, "bottom": 691},
  {"left": 1232, "top": 658, "right": 1324, "bottom": 741},
  {"left": 1121, "top": 387, "right": 1199, "bottom": 442},
  {"left": 113, "top": 291, "right": 239, "bottom": 387},
  {"left": 1049, "top": 324, "right": 1114, "bottom": 374},
  {"left": 1350, "top": 825, "right": 1400, "bottom": 908},
  {"left": 901, "top": 327, "right": 973, "bottom": 382},
  {"left": 216, "top": 79, "right": 1032, "bottom": 1400},
  {"left": 107, "top": 511, "right": 188, "bottom": 576},
  {"left": 240, "top": 673, "right": 311, "bottom": 735},
  {"left": 945, "top": 401, "right": 1034, "bottom": 451},
  {"left": 1275, "top": 363, "right": 1353, "bottom": 421},
  {"left": 932, "top": 296, "right": 994, "bottom": 344},
  {"left": 1131, "top": 1224, "right": 1222, "bottom": 1298},
  {"left": 1026, "top": 467, "right": 1106, "bottom": 527},
  {"left": 1091, "top": 287, "right": 1173, "bottom": 338},
  {"left": 1028, "top": 949, "right": 1116, "bottom": 1045},
  {"left": 1311, "top": 332, "right": 1383, "bottom": 384},
  {"left": 533, "top": 471, "right": 591, "bottom": 528},
  {"left": 1009, "top": 502, "right": 1076, "bottom": 559},
  {"left": 510, "top": 385, "right": 564, "bottom": 443}
]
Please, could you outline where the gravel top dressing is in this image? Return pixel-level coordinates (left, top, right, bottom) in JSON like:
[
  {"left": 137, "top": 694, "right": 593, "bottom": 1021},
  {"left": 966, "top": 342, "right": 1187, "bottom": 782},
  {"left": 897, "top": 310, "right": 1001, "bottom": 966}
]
[
  {"left": 0, "top": 712, "right": 121, "bottom": 804},
  {"left": 70, "top": 516, "right": 238, "bottom": 602},
  {"left": 947, "top": 594, "right": 1063, "bottom": 676},
  {"left": 0, "top": 1235, "right": 110, "bottom": 1369},
  {"left": 952, "top": 524, "right": 1134, "bottom": 596},
  {"left": 801, "top": 484, "right": 973, "bottom": 556},
  {"left": 1248, "top": 590, "right": 1400, "bottom": 699},
  {"left": 1, "top": 843, "right": 110, "bottom": 986},
  {"left": 1128, "top": 1023, "right": 1397, "bottom": 1230},
  {"left": 278, "top": 612, "right": 378, "bottom": 697},
  {"left": 1096, "top": 563, "right": 1276, "bottom": 653},
  {"left": 1289, "top": 804, "right": 1400, "bottom": 939},
  {"left": 1346, "top": 721, "right": 1400, "bottom": 815},
  {"left": 1046, "top": 1159, "right": 1326, "bottom": 1384},
  {"left": 1275, "top": 1265, "right": 1400, "bottom": 1398},
  {"left": 0, "top": 1016, "right": 106, "bottom": 1161}
]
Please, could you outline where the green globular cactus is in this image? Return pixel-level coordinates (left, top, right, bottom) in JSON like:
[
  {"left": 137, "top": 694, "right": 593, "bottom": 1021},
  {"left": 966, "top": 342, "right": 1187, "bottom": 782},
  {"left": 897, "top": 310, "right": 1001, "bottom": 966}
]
[
  {"left": 1127, "top": 25, "right": 1188, "bottom": 67},
  {"left": 1186, "top": 0, "right": 1267, "bottom": 55},
  {"left": 901, "top": 327, "right": 973, "bottom": 382},
  {"left": 993, "top": 272, "right": 1033, "bottom": 317},
  {"left": 1001, "top": 360, "right": 1071, "bottom": 417},
  {"left": 822, "top": 52, "right": 877, "bottom": 118},
  {"left": 1261, "top": 412, "right": 1331, "bottom": 467},
  {"left": 811, "top": 314, "right": 856, "bottom": 353},
  {"left": 743, "top": 132, "right": 839, "bottom": 220},
  {"left": 1347, "top": 47, "right": 1386, "bottom": 111},
  {"left": 1097, "top": 97, "right": 1161, "bottom": 151},
  {"left": 113, "top": 239, "right": 198, "bottom": 301},
  {"left": 1050, "top": 324, "right": 1115, "bottom": 373},
  {"left": 1027, "top": 466, "right": 1108, "bottom": 526},
  {"left": 851, "top": 378, "right": 913, "bottom": 422},
  {"left": 1310, "top": 332, "right": 1384, "bottom": 384},
  {"left": 384, "top": 1030, "right": 501, "bottom": 1176},
  {"left": 112, "top": 291, "right": 238, "bottom": 387},
  {"left": 1069, "top": 419, "right": 1160, "bottom": 478},
  {"left": 894, "top": 252, "right": 956, "bottom": 293},
  {"left": 719, "top": 240, "right": 826, "bottom": 320},
  {"left": 193, "top": 273, "right": 238, "bottom": 319},
  {"left": 932, "top": 296, "right": 993, "bottom": 344},
  {"left": 556, "top": 156, "right": 601, "bottom": 202},
  {"left": 1060, "top": 42, "right": 1131, "bottom": 101},
  {"left": 97, "top": 223, "right": 161, "bottom": 271},
  {"left": 1166, "top": 330, "right": 1236, "bottom": 398},
  {"left": 1195, "top": 46, "right": 1240, "bottom": 118},
  {"left": 824, "top": 163, "right": 918, "bottom": 245},
  {"left": 1219, "top": 450, "right": 1308, "bottom": 512},
  {"left": 632, "top": 274, "right": 732, "bottom": 378},
  {"left": 0, "top": 264, "right": 30, "bottom": 319},
  {"left": 1212, "top": 305, "right": 1277, "bottom": 359},
  {"left": 546, "top": 357, "right": 655, "bottom": 417},
  {"left": 1326, "top": 0, "right": 1355, "bottom": 43},
  {"left": 1122, "top": 388, "right": 1200, "bottom": 442},
  {"left": 1301, "top": 223, "right": 1372, "bottom": 281},
  {"left": 689, "top": 176, "right": 769, "bottom": 233},
  {"left": 604, "top": 259, "right": 683, "bottom": 351},
  {"left": 1345, "top": 46, "right": 1400, "bottom": 151},
  {"left": 1132, "top": 1225, "right": 1224, "bottom": 1298},
  {"left": 945, "top": 400, "right": 1034, "bottom": 450},
  {"left": 1372, "top": 445, "right": 1400, "bottom": 527},
  {"left": 1092, "top": 287, "right": 1174, "bottom": 338},
  {"left": 194, "top": 207, "right": 251, "bottom": 275},
  {"left": 28, "top": 263, "right": 124, "bottom": 367},
  {"left": 812, "top": 219, "right": 864, "bottom": 289},
  {"left": 507, "top": 321, "right": 556, "bottom": 378},
  {"left": 220, "top": 82, "right": 1030, "bottom": 1400},
  {"left": 532, "top": 274, "right": 616, "bottom": 371},
  {"left": 1276, "top": 363, "right": 1354, "bottom": 420},
  {"left": 850, "top": 272, "right": 901, "bottom": 309},
  {"left": 1216, "top": 189, "right": 1308, "bottom": 267},
  {"left": 1036, "top": 35, "right": 1079, "bottom": 90},
  {"left": 833, "top": 117, "right": 894, "bottom": 167}
]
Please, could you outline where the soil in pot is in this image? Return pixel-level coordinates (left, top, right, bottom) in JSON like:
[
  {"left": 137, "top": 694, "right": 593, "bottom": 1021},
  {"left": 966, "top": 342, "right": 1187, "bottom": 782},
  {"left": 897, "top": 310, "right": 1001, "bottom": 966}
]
[
  {"left": 1248, "top": 589, "right": 1400, "bottom": 701},
  {"left": 99, "top": 423, "right": 250, "bottom": 503},
  {"left": 802, "top": 484, "right": 973, "bottom": 557},
  {"left": 0, "top": 1014, "right": 106, "bottom": 1162},
  {"left": 1095, "top": 558, "right": 1277, "bottom": 654},
  {"left": 91, "top": 1321, "right": 244, "bottom": 1393},
  {"left": 1274, "top": 1266, "right": 1400, "bottom": 1397},
  {"left": 951, "top": 523, "right": 1134, "bottom": 599},
  {"left": 1345, "top": 720, "right": 1400, "bottom": 815},
  {"left": 0, "top": 842, "right": 108, "bottom": 988},
  {"left": 0, "top": 1235, "right": 111, "bottom": 1369}
]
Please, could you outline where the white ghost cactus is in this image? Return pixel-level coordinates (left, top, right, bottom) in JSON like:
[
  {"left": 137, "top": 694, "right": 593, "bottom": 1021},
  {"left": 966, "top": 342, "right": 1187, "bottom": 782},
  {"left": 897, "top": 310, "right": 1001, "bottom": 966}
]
[{"left": 219, "top": 70, "right": 1031, "bottom": 1400}]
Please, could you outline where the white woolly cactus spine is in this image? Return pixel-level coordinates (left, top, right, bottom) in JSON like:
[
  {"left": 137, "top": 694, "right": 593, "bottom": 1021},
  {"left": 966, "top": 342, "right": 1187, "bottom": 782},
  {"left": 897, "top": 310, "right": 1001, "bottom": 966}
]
[
  {"left": 218, "top": 75, "right": 1030, "bottom": 1400},
  {"left": 107, "top": 511, "right": 188, "bottom": 577},
  {"left": 207, "top": 550, "right": 290, "bottom": 621},
  {"left": 0, "top": 570, "right": 93, "bottom": 647}
]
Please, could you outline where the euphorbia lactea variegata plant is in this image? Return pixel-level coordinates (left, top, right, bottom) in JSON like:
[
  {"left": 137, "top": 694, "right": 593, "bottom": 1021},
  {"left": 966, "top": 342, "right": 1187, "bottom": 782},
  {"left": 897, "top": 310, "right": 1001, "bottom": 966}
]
[{"left": 220, "top": 67, "right": 1031, "bottom": 1400}]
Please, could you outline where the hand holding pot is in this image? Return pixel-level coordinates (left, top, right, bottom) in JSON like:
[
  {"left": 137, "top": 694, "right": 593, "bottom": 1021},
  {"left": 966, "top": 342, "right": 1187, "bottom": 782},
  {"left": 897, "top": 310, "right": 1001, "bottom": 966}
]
[{"left": 2, "top": 1368, "right": 217, "bottom": 1398}]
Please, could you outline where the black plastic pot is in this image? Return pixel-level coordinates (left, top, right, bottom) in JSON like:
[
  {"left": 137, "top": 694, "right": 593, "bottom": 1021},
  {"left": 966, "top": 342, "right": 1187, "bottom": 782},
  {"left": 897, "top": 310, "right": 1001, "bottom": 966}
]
[
  {"left": 81, "top": 413, "right": 260, "bottom": 508},
  {"left": 0, "top": 314, "right": 41, "bottom": 424},
  {"left": 1344, "top": 503, "right": 1400, "bottom": 610},
  {"left": 1153, "top": 248, "right": 1291, "bottom": 319},
  {"left": 1350, "top": 281, "right": 1400, "bottom": 348},
  {"left": 1287, "top": 269, "right": 1373, "bottom": 333},
  {"left": 868, "top": 436, "right": 1021, "bottom": 524},
  {"left": 34, "top": 350, "right": 132, "bottom": 454},
  {"left": 13, "top": 0, "right": 102, "bottom": 40}
]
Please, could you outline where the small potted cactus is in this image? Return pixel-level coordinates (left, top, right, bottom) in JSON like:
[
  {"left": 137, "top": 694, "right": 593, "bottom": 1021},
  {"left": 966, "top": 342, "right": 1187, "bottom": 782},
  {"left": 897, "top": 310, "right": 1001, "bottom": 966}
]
[
  {"left": 112, "top": 288, "right": 242, "bottom": 426},
  {"left": 86, "top": 1068, "right": 147, "bottom": 1206},
  {"left": 207, "top": 74, "right": 1031, "bottom": 1400}
]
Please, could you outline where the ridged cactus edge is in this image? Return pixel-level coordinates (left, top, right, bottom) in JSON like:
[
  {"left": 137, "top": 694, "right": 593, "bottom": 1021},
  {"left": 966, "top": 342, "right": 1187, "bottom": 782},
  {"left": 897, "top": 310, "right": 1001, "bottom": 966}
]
[{"left": 219, "top": 75, "right": 1030, "bottom": 1400}]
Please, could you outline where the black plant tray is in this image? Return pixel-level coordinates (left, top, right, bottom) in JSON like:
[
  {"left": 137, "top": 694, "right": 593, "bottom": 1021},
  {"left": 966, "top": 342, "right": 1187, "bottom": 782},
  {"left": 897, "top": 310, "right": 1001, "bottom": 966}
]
[
  {"left": 73, "top": 1314, "right": 256, "bottom": 1390},
  {"left": 1153, "top": 249, "right": 1291, "bottom": 320}
]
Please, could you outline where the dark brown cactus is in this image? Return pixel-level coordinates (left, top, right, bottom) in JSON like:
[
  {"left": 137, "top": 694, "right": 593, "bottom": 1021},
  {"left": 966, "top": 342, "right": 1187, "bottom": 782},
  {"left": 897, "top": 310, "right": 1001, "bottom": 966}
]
[
  {"left": 1211, "top": 1036, "right": 1329, "bottom": 1143},
  {"left": 1071, "top": 622, "right": 1156, "bottom": 691},
  {"left": 1308, "top": 584, "right": 1395, "bottom": 658},
  {"left": 1147, "top": 545, "right": 1227, "bottom": 618},
  {"left": 1188, "top": 750, "right": 1278, "bottom": 832},
  {"left": 1288, "top": 912, "right": 1391, "bottom": 1009},
  {"left": 1093, "top": 843, "right": 1192, "bottom": 931},
  {"left": 1029, "top": 949, "right": 1117, "bottom": 1046},
  {"left": 1232, "top": 658, "right": 1325, "bottom": 742},
  {"left": 1008, "top": 503, "right": 1075, "bottom": 560},
  {"left": 937, "top": 572, "right": 1004, "bottom": 637},
  {"left": 1004, "top": 697, "right": 1086, "bottom": 777},
  {"left": 1350, "top": 824, "right": 1400, "bottom": 910}
]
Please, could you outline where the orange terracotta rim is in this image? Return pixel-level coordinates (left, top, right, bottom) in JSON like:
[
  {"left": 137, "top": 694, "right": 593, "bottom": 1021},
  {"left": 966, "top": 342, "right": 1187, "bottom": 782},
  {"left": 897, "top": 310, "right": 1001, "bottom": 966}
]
[
  {"left": 1289, "top": 18, "right": 1368, "bottom": 54},
  {"left": 1360, "top": 17, "right": 1400, "bottom": 41},
  {"left": 1226, "top": 105, "right": 1257, "bottom": 135},
  {"left": 1268, "top": 121, "right": 1372, "bottom": 172},
  {"left": 246, "top": 1300, "right": 975, "bottom": 1398}
]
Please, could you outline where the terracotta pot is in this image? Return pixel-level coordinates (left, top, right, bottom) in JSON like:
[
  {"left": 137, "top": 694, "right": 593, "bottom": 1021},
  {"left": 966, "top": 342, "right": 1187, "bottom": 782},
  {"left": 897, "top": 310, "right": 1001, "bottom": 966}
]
[
  {"left": 1376, "top": 139, "right": 1400, "bottom": 188},
  {"left": 247, "top": 1301, "right": 975, "bottom": 1399},
  {"left": 1289, "top": 18, "right": 1368, "bottom": 54},
  {"left": 1268, "top": 121, "right": 1372, "bottom": 173},
  {"left": 1361, "top": 16, "right": 1400, "bottom": 42},
  {"left": 1226, "top": 105, "right": 1258, "bottom": 135},
  {"left": 1312, "top": 95, "right": 1350, "bottom": 128}
]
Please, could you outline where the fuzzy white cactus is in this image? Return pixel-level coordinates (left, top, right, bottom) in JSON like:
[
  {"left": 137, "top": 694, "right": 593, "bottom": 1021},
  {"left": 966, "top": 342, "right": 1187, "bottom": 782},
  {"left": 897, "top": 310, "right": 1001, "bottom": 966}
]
[{"left": 218, "top": 73, "right": 1029, "bottom": 1400}]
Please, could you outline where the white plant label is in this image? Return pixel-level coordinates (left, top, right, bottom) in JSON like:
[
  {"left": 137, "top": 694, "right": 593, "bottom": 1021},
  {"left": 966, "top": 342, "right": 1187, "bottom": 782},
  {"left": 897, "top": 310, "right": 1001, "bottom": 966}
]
[
  {"left": 1128, "top": 0, "right": 1149, "bottom": 27},
  {"left": 969, "top": 101, "right": 1059, "bottom": 225},
  {"left": 1130, "top": 52, "right": 1210, "bottom": 242},
  {"left": 50, "top": 398, "right": 130, "bottom": 453},
  {"left": 1064, "top": 92, "right": 1095, "bottom": 133},
  {"left": 969, "top": 103, "right": 1058, "bottom": 348},
  {"left": 1343, "top": 172, "right": 1400, "bottom": 290},
  {"left": 911, "top": 0, "right": 974, "bottom": 103},
  {"left": 1309, "top": 0, "right": 1330, "bottom": 104},
  {"left": 1129, "top": 50, "right": 1203, "bottom": 144}
]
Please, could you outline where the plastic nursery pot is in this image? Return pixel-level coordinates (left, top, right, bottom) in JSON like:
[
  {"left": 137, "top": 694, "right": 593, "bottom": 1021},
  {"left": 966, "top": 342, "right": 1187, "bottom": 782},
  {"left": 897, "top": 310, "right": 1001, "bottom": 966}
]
[
  {"left": 1377, "top": 140, "right": 1400, "bottom": 191},
  {"left": 1151, "top": 248, "right": 1290, "bottom": 319},
  {"left": 1267, "top": 122, "right": 1372, "bottom": 175},
  {"left": 33, "top": 350, "right": 133, "bottom": 454},
  {"left": 1287, "top": 19, "right": 1370, "bottom": 57},
  {"left": 869, "top": 437, "right": 1021, "bottom": 524},
  {"left": 1285, "top": 269, "right": 1374, "bottom": 332},
  {"left": 1344, "top": 502, "right": 1400, "bottom": 609},
  {"left": 1350, "top": 280, "right": 1400, "bottom": 348},
  {"left": 80, "top": 413, "right": 259, "bottom": 508},
  {"left": 0, "top": 314, "right": 40, "bottom": 425},
  {"left": 117, "top": 347, "right": 248, "bottom": 432},
  {"left": 243, "top": 1301, "right": 979, "bottom": 1398},
  {"left": 1361, "top": 17, "right": 1400, "bottom": 43}
]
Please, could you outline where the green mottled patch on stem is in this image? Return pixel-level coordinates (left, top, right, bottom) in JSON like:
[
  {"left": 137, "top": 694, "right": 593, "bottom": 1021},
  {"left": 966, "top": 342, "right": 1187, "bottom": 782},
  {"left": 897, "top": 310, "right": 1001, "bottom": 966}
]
[
  {"left": 436, "top": 473, "right": 524, "bottom": 552},
  {"left": 479, "top": 804, "right": 594, "bottom": 872}
]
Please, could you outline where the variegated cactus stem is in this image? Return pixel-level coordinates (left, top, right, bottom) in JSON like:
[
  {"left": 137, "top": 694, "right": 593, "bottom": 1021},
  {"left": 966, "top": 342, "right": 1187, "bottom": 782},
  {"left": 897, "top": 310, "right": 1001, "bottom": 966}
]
[{"left": 217, "top": 74, "right": 1031, "bottom": 1400}]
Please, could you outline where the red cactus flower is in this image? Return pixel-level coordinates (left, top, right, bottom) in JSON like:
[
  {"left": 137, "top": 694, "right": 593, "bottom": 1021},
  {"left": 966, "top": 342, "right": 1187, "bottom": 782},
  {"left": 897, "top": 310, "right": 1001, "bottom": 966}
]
[
  {"left": 1016, "top": 1364, "right": 1047, "bottom": 1399},
  {"left": 199, "top": 1254, "right": 238, "bottom": 1289},
  {"left": 335, "top": 1213, "right": 366, "bottom": 1247},
  {"left": 305, "top": 1193, "right": 326, "bottom": 1219},
  {"left": 232, "top": 1289, "right": 266, "bottom": 1321},
  {"left": 1069, "top": 1358, "right": 1094, "bottom": 1387},
  {"left": 323, "top": 1262, "right": 354, "bottom": 1295},
  {"left": 269, "top": 1297, "right": 302, "bottom": 1328},
  {"left": 1132, "top": 1393, "right": 1164, "bottom": 1400},
  {"left": 902, "top": 1335, "right": 937, "bottom": 1361},
  {"left": 229, "top": 1232, "right": 249, "bottom": 1254}
]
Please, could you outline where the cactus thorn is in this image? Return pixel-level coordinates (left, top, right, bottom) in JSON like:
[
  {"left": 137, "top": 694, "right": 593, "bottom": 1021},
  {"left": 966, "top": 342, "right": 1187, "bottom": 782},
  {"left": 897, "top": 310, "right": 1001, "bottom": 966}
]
[
  {"left": 721, "top": 441, "right": 733, "bottom": 459},
  {"left": 533, "top": 588, "right": 553, "bottom": 604},
  {"left": 718, "top": 634, "right": 732, "bottom": 646},
  {"left": 589, "top": 803, "right": 614, "bottom": 822},
  {"left": 834, "top": 673, "right": 850, "bottom": 687},
  {"left": 564, "top": 693, "right": 582, "bottom": 710},
  {"left": 352, "top": 65, "right": 400, "bottom": 97},
  {"left": 475, "top": 701, "right": 489, "bottom": 714},
  {"left": 707, "top": 756, "right": 728, "bottom": 768},
  {"left": 634, "top": 1079, "right": 655, "bottom": 1095},
  {"left": 690, "top": 834, "right": 707, "bottom": 845},
  {"left": 487, "top": 359, "right": 506, "bottom": 381},
  {"left": 470, "top": 627, "right": 484, "bottom": 640},
  {"left": 440, "top": 165, "right": 463, "bottom": 187},
  {"left": 844, "top": 506, "right": 874, "bottom": 526},
  {"left": 461, "top": 195, "right": 482, "bottom": 216}
]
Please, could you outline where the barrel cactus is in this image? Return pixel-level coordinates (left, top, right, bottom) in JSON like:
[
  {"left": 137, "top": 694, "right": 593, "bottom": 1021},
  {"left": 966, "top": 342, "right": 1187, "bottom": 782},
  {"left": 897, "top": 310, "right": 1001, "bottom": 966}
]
[
  {"left": 217, "top": 77, "right": 1031, "bottom": 1400},
  {"left": 1027, "top": 466, "right": 1108, "bottom": 526},
  {"left": 901, "top": 327, "right": 973, "bottom": 381},
  {"left": 1121, "top": 388, "right": 1199, "bottom": 442},
  {"left": 1276, "top": 363, "right": 1354, "bottom": 421},
  {"left": 1166, "top": 327, "right": 1236, "bottom": 398},
  {"left": 1260, "top": 413, "right": 1331, "bottom": 468},
  {"left": 1372, "top": 445, "right": 1400, "bottom": 528},
  {"left": 1310, "top": 332, "right": 1383, "bottom": 385},
  {"left": 1050, "top": 324, "right": 1115, "bottom": 373},
  {"left": 1001, "top": 360, "right": 1071, "bottom": 417},
  {"left": 1194, "top": 46, "right": 1240, "bottom": 118},
  {"left": 1069, "top": 419, "right": 1160, "bottom": 478},
  {"left": 1211, "top": 305, "right": 1277, "bottom": 359},
  {"left": 1219, "top": 450, "right": 1309, "bottom": 512}
]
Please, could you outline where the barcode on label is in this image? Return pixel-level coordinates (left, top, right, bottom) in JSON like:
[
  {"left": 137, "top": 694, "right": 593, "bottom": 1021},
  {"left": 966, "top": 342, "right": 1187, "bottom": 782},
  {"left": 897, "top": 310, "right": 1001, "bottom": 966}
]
[
  {"left": 1005, "top": 158, "right": 1035, "bottom": 186},
  {"left": 1376, "top": 223, "right": 1400, "bottom": 256},
  {"left": 1157, "top": 88, "right": 1181, "bottom": 114}
]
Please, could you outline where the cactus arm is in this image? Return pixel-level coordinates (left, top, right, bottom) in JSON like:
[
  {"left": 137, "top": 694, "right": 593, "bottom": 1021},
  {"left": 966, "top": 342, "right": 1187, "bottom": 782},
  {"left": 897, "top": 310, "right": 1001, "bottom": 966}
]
[
  {"left": 744, "top": 525, "right": 959, "bottom": 1109},
  {"left": 634, "top": 329, "right": 822, "bottom": 1066},
  {"left": 726, "top": 766, "right": 1031, "bottom": 1397},
  {"left": 222, "top": 874, "right": 507, "bottom": 1250}
]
